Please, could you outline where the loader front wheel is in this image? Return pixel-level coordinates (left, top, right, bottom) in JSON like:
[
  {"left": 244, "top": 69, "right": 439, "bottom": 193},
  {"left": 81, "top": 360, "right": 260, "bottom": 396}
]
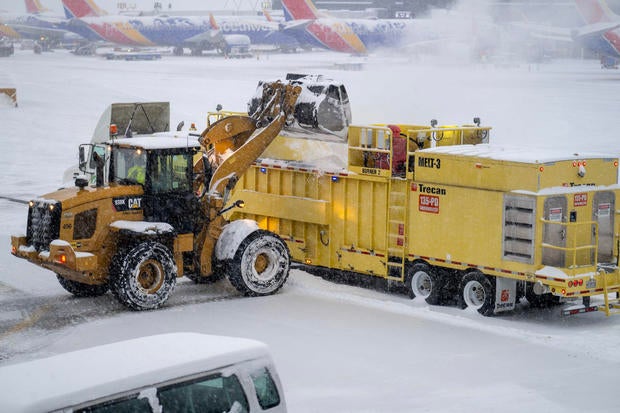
[
  {"left": 56, "top": 275, "right": 109, "bottom": 297},
  {"left": 406, "top": 263, "right": 444, "bottom": 305},
  {"left": 459, "top": 271, "right": 495, "bottom": 316},
  {"left": 110, "top": 242, "right": 177, "bottom": 310},
  {"left": 227, "top": 230, "right": 290, "bottom": 296}
]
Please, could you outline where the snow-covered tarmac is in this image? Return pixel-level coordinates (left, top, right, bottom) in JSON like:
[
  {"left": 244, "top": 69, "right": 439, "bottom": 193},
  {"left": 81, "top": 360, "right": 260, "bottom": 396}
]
[{"left": 1, "top": 49, "right": 620, "bottom": 412}]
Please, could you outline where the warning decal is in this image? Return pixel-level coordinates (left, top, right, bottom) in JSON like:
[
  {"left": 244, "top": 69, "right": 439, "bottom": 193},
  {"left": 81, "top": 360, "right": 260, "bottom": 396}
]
[
  {"left": 549, "top": 207, "right": 563, "bottom": 222},
  {"left": 598, "top": 203, "right": 611, "bottom": 217},
  {"left": 574, "top": 193, "right": 588, "bottom": 207},
  {"left": 419, "top": 195, "right": 439, "bottom": 214}
]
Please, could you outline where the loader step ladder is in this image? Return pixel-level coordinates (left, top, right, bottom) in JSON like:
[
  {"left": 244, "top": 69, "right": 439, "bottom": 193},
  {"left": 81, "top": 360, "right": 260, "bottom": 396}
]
[{"left": 386, "top": 178, "right": 408, "bottom": 282}]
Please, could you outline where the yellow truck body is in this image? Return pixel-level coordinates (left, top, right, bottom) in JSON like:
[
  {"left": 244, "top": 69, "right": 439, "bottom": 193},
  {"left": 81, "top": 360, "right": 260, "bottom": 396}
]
[{"left": 229, "top": 121, "right": 620, "bottom": 316}]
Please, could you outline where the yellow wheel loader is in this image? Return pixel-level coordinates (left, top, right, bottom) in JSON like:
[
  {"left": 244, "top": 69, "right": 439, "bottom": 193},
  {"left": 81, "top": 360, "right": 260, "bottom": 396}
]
[{"left": 11, "top": 79, "right": 304, "bottom": 310}]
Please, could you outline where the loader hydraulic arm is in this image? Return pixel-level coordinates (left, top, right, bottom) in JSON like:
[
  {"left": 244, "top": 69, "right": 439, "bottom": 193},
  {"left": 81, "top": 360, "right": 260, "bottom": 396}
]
[
  {"left": 199, "top": 80, "right": 301, "bottom": 197},
  {"left": 193, "top": 80, "right": 301, "bottom": 277}
]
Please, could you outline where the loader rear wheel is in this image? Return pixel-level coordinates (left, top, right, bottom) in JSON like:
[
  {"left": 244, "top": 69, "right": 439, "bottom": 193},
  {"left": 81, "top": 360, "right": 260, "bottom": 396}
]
[
  {"left": 459, "top": 271, "right": 495, "bottom": 316},
  {"left": 406, "top": 263, "right": 444, "bottom": 305},
  {"left": 56, "top": 275, "right": 108, "bottom": 297},
  {"left": 110, "top": 242, "right": 177, "bottom": 310},
  {"left": 227, "top": 230, "right": 290, "bottom": 296}
]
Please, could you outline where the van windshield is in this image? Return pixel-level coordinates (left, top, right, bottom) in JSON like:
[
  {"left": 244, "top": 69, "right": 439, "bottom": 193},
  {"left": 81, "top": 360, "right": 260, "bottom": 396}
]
[
  {"left": 158, "top": 374, "right": 249, "bottom": 413},
  {"left": 76, "top": 374, "right": 250, "bottom": 413}
]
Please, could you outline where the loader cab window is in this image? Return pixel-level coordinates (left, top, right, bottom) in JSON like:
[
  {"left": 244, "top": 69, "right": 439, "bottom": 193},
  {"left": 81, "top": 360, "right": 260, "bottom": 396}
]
[
  {"left": 142, "top": 150, "right": 199, "bottom": 233},
  {"left": 113, "top": 147, "right": 147, "bottom": 185},
  {"left": 149, "top": 152, "right": 192, "bottom": 194}
]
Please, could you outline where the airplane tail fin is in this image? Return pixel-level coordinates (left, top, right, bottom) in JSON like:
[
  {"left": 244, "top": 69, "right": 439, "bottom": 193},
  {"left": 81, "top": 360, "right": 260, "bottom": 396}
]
[
  {"left": 25, "top": 0, "right": 50, "bottom": 14},
  {"left": 574, "top": 0, "right": 619, "bottom": 24},
  {"left": 263, "top": 9, "right": 274, "bottom": 22},
  {"left": 209, "top": 13, "right": 219, "bottom": 30},
  {"left": 281, "top": 0, "right": 322, "bottom": 21},
  {"left": 62, "top": 0, "right": 108, "bottom": 19},
  {"left": 0, "top": 23, "right": 21, "bottom": 38}
]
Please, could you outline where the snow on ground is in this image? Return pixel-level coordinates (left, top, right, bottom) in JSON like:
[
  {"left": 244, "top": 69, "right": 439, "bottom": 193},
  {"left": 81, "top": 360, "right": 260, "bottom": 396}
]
[{"left": 1, "top": 49, "right": 620, "bottom": 412}]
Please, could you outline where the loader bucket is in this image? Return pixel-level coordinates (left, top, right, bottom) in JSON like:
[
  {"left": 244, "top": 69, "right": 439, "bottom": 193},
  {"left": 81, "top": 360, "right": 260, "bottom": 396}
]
[
  {"left": 0, "top": 88, "right": 17, "bottom": 107},
  {"left": 91, "top": 102, "right": 170, "bottom": 143},
  {"left": 247, "top": 74, "right": 352, "bottom": 141}
]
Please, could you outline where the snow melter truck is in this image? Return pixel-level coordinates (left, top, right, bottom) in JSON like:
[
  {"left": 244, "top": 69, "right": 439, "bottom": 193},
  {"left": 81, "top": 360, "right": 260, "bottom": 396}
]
[{"left": 222, "top": 92, "right": 620, "bottom": 317}]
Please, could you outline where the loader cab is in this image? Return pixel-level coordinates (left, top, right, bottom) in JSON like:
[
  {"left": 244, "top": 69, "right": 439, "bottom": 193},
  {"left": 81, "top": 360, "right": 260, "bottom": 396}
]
[{"left": 106, "top": 137, "right": 203, "bottom": 233}]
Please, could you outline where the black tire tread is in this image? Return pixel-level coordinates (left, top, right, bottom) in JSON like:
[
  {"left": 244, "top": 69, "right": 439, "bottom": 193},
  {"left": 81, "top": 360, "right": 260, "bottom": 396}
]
[{"left": 56, "top": 275, "right": 109, "bottom": 297}]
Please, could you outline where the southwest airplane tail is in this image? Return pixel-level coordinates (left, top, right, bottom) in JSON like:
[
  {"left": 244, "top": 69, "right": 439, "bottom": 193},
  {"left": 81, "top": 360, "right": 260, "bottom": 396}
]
[
  {"left": 25, "top": 0, "right": 50, "bottom": 14},
  {"left": 281, "top": 0, "right": 321, "bottom": 21},
  {"left": 574, "top": 0, "right": 620, "bottom": 59},
  {"left": 281, "top": 0, "right": 367, "bottom": 54},
  {"left": 575, "top": 0, "right": 619, "bottom": 23},
  {"left": 62, "top": 0, "right": 108, "bottom": 19}
]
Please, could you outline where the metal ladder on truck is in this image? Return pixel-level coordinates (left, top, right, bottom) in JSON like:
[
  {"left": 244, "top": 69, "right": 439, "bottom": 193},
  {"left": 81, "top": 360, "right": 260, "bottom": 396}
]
[{"left": 386, "top": 178, "right": 409, "bottom": 282}]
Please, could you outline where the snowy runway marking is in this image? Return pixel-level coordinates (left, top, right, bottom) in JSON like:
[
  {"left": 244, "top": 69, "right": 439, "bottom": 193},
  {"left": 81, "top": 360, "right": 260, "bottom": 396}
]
[{"left": 0, "top": 304, "right": 51, "bottom": 341}]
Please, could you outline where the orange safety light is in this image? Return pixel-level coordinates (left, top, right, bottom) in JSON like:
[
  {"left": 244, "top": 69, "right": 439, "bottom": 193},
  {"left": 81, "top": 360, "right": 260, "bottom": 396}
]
[
  {"left": 614, "top": 161, "right": 619, "bottom": 167},
  {"left": 539, "top": 166, "right": 544, "bottom": 172},
  {"left": 109, "top": 124, "right": 118, "bottom": 136},
  {"left": 55, "top": 254, "right": 67, "bottom": 264}
]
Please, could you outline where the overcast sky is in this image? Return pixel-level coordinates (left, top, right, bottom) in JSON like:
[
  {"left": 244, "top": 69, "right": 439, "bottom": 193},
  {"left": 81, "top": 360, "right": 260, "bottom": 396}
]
[{"left": 0, "top": 0, "right": 266, "bottom": 13}]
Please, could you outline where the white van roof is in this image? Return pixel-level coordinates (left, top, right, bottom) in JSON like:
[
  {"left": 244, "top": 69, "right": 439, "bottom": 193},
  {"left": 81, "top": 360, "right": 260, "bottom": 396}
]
[{"left": 0, "top": 332, "right": 270, "bottom": 413}]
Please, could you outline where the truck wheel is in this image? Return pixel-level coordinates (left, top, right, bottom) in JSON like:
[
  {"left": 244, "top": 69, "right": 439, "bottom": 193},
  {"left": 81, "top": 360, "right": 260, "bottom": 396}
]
[
  {"left": 227, "top": 230, "right": 290, "bottom": 296},
  {"left": 459, "top": 271, "right": 495, "bottom": 316},
  {"left": 406, "top": 263, "right": 444, "bottom": 305},
  {"left": 56, "top": 275, "right": 109, "bottom": 297},
  {"left": 110, "top": 242, "right": 177, "bottom": 310}
]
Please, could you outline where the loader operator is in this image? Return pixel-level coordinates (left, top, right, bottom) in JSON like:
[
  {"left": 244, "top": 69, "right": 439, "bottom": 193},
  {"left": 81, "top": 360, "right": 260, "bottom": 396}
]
[{"left": 127, "top": 152, "right": 146, "bottom": 185}]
